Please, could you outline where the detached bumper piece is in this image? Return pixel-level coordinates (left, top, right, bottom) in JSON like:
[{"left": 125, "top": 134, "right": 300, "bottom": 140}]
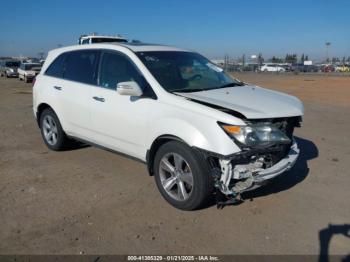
[{"left": 215, "top": 141, "right": 299, "bottom": 208}]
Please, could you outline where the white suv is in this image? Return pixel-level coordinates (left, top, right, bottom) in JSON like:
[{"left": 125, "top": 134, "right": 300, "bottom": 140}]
[
  {"left": 33, "top": 43, "right": 303, "bottom": 210},
  {"left": 18, "top": 62, "right": 42, "bottom": 83}
]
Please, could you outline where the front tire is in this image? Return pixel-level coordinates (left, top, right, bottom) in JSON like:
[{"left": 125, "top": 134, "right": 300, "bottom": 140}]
[
  {"left": 153, "top": 141, "right": 213, "bottom": 210},
  {"left": 40, "top": 108, "right": 68, "bottom": 151}
]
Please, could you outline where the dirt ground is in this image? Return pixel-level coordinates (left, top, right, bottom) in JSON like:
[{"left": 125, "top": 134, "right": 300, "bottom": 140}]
[{"left": 0, "top": 73, "right": 349, "bottom": 256}]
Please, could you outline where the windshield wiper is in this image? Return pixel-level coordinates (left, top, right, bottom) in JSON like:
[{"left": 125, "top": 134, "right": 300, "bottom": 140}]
[
  {"left": 213, "top": 82, "right": 245, "bottom": 90},
  {"left": 170, "top": 82, "right": 244, "bottom": 93}
]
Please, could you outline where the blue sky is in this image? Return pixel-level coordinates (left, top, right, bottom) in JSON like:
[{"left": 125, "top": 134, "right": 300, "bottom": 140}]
[{"left": 0, "top": 0, "right": 349, "bottom": 60}]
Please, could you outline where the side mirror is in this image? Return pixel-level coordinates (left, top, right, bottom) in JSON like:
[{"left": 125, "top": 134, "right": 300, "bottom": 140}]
[{"left": 116, "top": 81, "right": 143, "bottom": 96}]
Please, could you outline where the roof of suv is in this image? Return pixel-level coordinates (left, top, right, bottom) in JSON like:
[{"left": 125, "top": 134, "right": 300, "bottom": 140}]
[
  {"left": 53, "top": 42, "right": 190, "bottom": 54},
  {"left": 43, "top": 43, "right": 191, "bottom": 72},
  {"left": 111, "top": 42, "right": 189, "bottom": 52}
]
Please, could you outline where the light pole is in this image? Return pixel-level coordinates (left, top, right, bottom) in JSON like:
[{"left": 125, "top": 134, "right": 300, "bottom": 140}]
[{"left": 325, "top": 42, "right": 331, "bottom": 64}]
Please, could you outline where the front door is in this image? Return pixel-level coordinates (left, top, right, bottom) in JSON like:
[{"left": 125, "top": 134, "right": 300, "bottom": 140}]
[{"left": 90, "top": 51, "right": 156, "bottom": 159}]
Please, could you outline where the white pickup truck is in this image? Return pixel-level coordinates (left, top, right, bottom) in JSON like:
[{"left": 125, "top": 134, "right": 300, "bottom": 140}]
[{"left": 78, "top": 34, "right": 128, "bottom": 45}]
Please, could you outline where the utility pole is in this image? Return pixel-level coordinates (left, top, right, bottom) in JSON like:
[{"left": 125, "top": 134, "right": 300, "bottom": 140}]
[
  {"left": 325, "top": 42, "right": 331, "bottom": 63},
  {"left": 224, "top": 54, "right": 229, "bottom": 71}
]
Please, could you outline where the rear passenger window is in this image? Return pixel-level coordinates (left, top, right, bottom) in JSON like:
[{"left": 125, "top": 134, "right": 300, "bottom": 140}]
[
  {"left": 45, "top": 53, "right": 67, "bottom": 78},
  {"left": 64, "top": 50, "right": 99, "bottom": 85}
]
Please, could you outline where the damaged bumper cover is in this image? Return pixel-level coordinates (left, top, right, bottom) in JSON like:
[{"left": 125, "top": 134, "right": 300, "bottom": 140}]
[
  {"left": 247, "top": 141, "right": 299, "bottom": 189},
  {"left": 197, "top": 140, "right": 300, "bottom": 195}
]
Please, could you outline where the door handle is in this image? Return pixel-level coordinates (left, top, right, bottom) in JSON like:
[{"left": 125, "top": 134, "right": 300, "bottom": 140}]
[
  {"left": 93, "top": 96, "right": 105, "bottom": 102},
  {"left": 53, "top": 86, "right": 62, "bottom": 90}
]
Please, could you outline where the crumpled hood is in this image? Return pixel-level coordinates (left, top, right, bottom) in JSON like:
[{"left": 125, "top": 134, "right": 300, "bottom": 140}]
[{"left": 176, "top": 85, "right": 304, "bottom": 119}]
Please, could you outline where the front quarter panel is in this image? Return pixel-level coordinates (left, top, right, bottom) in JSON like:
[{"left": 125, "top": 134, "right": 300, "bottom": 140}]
[{"left": 146, "top": 100, "right": 242, "bottom": 157}]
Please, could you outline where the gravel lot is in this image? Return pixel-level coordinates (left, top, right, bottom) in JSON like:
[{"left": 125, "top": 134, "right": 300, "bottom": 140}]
[{"left": 0, "top": 73, "right": 349, "bottom": 256}]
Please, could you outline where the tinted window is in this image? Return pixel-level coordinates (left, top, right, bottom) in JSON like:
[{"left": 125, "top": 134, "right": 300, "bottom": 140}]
[
  {"left": 64, "top": 50, "right": 99, "bottom": 85},
  {"left": 91, "top": 38, "right": 128, "bottom": 44},
  {"left": 5, "top": 61, "right": 20, "bottom": 67},
  {"left": 24, "top": 64, "right": 41, "bottom": 70},
  {"left": 98, "top": 52, "right": 144, "bottom": 90},
  {"left": 45, "top": 53, "right": 67, "bottom": 78}
]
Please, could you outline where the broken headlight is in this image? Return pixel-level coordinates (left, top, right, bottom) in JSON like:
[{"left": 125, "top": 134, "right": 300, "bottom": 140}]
[{"left": 219, "top": 122, "right": 291, "bottom": 147}]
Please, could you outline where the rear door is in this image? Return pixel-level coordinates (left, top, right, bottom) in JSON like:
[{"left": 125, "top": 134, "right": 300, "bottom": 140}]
[{"left": 58, "top": 50, "right": 100, "bottom": 139}]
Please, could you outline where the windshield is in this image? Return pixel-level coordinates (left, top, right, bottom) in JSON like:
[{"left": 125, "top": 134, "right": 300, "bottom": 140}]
[
  {"left": 136, "top": 51, "right": 243, "bottom": 92},
  {"left": 24, "top": 64, "right": 41, "bottom": 70},
  {"left": 5, "top": 61, "right": 20, "bottom": 67}
]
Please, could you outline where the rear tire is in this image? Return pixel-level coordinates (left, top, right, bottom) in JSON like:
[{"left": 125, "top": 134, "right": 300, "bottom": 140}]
[
  {"left": 153, "top": 141, "right": 213, "bottom": 210},
  {"left": 39, "top": 108, "right": 69, "bottom": 151}
]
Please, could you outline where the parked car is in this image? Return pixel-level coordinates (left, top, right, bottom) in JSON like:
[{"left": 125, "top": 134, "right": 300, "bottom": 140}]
[
  {"left": 322, "top": 65, "right": 335, "bottom": 73},
  {"left": 280, "top": 64, "right": 292, "bottom": 72},
  {"left": 292, "top": 64, "right": 319, "bottom": 73},
  {"left": 260, "top": 63, "right": 285, "bottom": 72},
  {"left": 79, "top": 34, "right": 128, "bottom": 45},
  {"left": 0, "top": 60, "right": 20, "bottom": 77},
  {"left": 335, "top": 65, "right": 350, "bottom": 73},
  {"left": 18, "top": 63, "right": 42, "bottom": 83},
  {"left": 33, "top": 43, "right": 303, "bottom": 210}
]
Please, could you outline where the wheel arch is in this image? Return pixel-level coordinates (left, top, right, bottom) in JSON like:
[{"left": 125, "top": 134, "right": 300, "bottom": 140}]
[
  {"left": 36, "top": 103, "right": 54, "bottom": 127},
  {"left": 146, "top": 135, "right": 188, "bottom": 176}
]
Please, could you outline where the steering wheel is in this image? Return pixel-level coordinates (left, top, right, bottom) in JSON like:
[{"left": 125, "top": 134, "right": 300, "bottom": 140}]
[{"left": 187, "top": 74, "right": 202, "bottom": 81}]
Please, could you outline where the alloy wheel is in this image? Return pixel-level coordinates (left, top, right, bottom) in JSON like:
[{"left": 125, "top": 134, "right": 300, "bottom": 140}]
[
  {"left": 42, "top": 115, "right": 58, "bottom": 146},
  {"left": 159, "top": 153, "right": 194, "bottom": 201}
]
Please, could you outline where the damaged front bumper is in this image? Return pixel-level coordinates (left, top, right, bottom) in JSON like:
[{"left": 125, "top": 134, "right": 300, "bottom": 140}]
[
  {"left": 253, "top": 142, "right": 299, "bottom": 183},
  {"left": 216, "top": 141, "right": 300, "bottom": 196}
]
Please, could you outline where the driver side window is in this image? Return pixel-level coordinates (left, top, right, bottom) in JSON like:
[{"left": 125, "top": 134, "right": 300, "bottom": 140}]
[{"left": 98, "top": 51, "right": 143, "bottom": 90}]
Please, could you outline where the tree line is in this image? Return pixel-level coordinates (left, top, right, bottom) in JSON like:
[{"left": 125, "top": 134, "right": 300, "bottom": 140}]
[{"left": 257, "top": 54, "right": 350, "bottom": 64}]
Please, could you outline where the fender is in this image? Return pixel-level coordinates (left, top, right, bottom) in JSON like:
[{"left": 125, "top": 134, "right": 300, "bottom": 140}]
[{"left": 146, "top": 117, "right": 241, "bottom": 158}]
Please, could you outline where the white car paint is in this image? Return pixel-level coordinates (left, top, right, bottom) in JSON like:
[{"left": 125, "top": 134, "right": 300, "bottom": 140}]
[
  {"left": 18, "top": 63, "right": 41, "bottom": 81},
  {"left": 33, "top": 43, "right": 304, "bottom": 204},
  {"left": 79, "top": 34, "right": 128, "bottom": 45},
  {"left": 260, "top": 63, "right": 285, "bottom": 72},
  {"left": 176, "top": 85, "right": 303, "bottom": 119},
  {"left": 34, "top": 43, "right": 303, "bottom": 160}
]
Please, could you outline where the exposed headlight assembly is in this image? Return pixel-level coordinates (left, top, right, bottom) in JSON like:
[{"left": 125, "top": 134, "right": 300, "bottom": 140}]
[{"left": 219, "top": 122, "right": 291, "bottom": 147}]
